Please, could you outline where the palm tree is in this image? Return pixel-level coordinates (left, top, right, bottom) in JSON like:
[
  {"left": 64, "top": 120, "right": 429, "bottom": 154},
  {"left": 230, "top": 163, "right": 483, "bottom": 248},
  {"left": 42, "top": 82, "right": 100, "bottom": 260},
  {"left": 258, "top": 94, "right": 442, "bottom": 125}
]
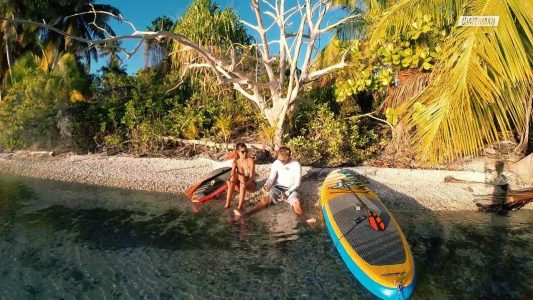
[
  {"left": 41, "top": 0, "right": 120, "bottom": 69},
  {"left": 144, "top": 16, "right": 174, "bottom": 70},
  {"left": 0, "top": 0, "right": 43, "bottom": 82},
  {"left": 169, "top": 0, "right": 251, "bottom": 79},
  {"left": 366, "top": 0, "right": 532, "bottom": 162},
  {"left": 1, "top": 0, "right": 120, "bottom": 79},
  {"left": 323, "top": 0, "right": 533, "bottom": 163},
  {"left": 99, "top": 41, "right": 127, "bottom": 76}
]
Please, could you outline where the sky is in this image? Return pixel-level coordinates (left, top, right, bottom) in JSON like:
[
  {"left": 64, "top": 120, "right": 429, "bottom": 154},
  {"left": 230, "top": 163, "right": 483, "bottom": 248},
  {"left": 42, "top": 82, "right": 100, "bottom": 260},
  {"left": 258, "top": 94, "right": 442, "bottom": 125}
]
[{"left": 93, "top": 0, "right": 346, "bottom": 74}]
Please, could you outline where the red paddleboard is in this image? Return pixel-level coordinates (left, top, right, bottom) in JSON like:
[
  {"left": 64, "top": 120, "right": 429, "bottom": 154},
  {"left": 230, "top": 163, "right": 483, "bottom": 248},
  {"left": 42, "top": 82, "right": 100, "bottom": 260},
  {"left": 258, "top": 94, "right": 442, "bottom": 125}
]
[{"left": 186, "top": 167, "right": 232, "bottom": 203}]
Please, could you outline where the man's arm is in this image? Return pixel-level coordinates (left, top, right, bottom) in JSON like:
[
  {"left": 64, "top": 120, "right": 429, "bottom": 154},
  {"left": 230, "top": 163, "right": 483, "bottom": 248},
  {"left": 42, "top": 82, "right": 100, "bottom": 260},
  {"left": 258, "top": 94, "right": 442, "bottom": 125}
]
[
  {"left": 264, "top": 161, "right": 279, "bottom": 190},
  {"left": 285, "top": 162, "right": 301, "bottom": 196}
]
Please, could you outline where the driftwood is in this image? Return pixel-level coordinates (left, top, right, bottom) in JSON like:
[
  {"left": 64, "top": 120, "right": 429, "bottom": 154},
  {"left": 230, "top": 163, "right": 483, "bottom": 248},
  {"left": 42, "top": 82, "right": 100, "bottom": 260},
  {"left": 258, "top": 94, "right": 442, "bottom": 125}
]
[
  {"left": 161, "top": 136, "right": 272, "bottom": 151},
  {"left": 507, "top": 188, "right": 533, "bottom": 209},
  {"left": 443, "top": 176, "right": 532, "bottom": 211},
  {"left": 475, "top": 187, "right": 533, "bottom": 212},
  {"left": 13, "top": 150, "right": 55, "bottom": 157}
]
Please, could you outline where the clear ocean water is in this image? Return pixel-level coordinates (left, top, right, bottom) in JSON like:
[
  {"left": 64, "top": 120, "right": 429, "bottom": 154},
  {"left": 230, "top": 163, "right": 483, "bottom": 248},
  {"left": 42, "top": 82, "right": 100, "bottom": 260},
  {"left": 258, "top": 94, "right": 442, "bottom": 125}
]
[{"left": 0, "top": 174, "right": 531, "bottom": 299}]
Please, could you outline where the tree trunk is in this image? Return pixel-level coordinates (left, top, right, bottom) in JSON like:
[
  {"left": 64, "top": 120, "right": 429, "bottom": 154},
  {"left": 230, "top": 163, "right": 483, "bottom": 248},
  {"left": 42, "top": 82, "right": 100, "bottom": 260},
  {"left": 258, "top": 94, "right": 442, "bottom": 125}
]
[
  {"left": 273, "top": 110, "right": 292, "bottom": 148},
  {"left": 5, "top": 41, "right": 12, "bottom": 79},
  {"left": 516, "top": 96, "right": 532, "bottom": 154}
]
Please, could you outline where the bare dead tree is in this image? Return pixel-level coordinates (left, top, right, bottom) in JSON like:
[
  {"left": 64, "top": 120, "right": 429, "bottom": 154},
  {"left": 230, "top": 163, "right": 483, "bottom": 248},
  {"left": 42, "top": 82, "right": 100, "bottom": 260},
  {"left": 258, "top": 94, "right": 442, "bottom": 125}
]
[{"left": 2, "top": 0, "right": 358, "bottom": 147}]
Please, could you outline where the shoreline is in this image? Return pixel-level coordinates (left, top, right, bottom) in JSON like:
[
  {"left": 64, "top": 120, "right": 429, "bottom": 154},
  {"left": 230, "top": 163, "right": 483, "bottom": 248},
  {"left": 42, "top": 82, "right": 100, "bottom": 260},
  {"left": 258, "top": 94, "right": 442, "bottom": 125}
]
[{"left": 0, "top": 151, "right": 531, "bottom": 211}]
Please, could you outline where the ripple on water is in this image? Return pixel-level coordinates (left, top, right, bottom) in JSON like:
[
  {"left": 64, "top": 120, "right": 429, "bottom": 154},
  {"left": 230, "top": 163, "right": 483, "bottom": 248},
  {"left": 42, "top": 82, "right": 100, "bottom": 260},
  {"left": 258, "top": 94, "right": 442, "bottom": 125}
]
[{"left": 0, "top": 175, "right": 532, "bottom": 299}]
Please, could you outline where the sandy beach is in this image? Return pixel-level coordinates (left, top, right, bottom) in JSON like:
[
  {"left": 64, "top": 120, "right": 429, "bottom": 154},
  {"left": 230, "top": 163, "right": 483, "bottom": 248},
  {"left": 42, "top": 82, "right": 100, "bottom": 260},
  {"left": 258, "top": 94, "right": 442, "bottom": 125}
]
[{"left": 0, "top": 151, "right": 530, "bottom": 211}]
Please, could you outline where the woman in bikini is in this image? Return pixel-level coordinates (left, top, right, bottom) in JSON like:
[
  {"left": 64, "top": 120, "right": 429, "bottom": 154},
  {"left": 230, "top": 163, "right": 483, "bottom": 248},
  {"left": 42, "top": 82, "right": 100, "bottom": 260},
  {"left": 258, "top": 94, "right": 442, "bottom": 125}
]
[{"left": 224, "top": 143, "right": 256, "bottom": 211}]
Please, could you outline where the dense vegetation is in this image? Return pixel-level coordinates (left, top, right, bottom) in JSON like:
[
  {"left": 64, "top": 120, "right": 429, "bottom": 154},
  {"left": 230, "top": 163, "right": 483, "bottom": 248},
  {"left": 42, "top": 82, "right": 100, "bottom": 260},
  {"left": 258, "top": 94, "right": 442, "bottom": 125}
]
[{"left": 0, "top": 0, "right": 531, "bottom": 166}]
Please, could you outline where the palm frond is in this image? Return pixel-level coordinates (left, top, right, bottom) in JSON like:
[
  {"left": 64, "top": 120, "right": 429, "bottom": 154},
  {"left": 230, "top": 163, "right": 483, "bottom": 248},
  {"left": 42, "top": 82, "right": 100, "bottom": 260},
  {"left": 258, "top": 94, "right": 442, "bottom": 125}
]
[
  {"left": 368, "top": 0, "right": 458, "bottom": 46},
  {"left": 169, "top": 0, "right": 249, "bottom": 76},
  {"left": 379, "top": 69, "right": 429, "bottom": 112},
  {"left": 404, "top": 0, "right": 533, "bottom": 162}
]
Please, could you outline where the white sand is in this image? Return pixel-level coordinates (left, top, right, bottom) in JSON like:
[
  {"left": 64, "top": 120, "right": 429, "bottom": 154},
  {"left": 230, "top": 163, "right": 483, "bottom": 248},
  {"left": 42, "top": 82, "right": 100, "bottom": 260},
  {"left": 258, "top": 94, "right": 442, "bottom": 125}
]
[{"left": 0, "top": 151, "right": 530, "bottom": 211}]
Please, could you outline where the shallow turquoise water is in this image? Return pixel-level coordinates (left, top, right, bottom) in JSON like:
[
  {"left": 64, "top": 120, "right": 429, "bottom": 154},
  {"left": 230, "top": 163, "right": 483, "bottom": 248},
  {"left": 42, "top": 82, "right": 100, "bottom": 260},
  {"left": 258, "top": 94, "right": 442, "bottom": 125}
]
[{"left": 0, "top": 174, "right": 531, "bottom": 299}]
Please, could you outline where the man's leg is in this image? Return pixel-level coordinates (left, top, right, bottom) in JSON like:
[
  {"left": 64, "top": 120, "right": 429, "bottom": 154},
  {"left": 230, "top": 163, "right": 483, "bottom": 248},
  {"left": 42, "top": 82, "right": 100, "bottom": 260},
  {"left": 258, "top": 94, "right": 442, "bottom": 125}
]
[
  {"left": 289, "top": 198, "right": 317, "bottom": 224},
  {"left": 234, "top": 197, "right": 269, "bottom": 217}
]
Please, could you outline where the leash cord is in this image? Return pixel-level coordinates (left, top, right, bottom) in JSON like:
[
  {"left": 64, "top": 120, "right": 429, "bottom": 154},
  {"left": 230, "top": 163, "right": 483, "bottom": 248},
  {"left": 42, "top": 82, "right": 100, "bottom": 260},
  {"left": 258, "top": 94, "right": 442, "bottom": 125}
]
[{"left": 313, "top": 215, "right": 368, "bottom": 299}]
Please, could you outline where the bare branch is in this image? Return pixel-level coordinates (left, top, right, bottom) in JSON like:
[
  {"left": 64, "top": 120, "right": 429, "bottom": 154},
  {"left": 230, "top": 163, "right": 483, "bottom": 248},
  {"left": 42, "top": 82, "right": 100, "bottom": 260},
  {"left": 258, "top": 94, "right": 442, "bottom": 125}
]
[
  {"left": 233, "top": 83, "right": 259, "bottom": 104},
  {"left": 303, "top": 45, "right": 352, "bottom": 82},
  {"left": 261, "top": 0, "right": 277, "bottom": 12},
  {"left": 2, "top": 17, "right": 147, "bottom": 47},
  {"left": 86, "top": 4, "right": 115, "bottom": 38},
  {"left": 319, "top": 14, "right": 362, "bottom": 34},
  {"left": 250, "top": 0, "right": 277, "bottom": 87},
  {"left": 348, "top": 112, "right": 394, "bottom": 132},
  {"left": 239, "top": 19, "right": 259, "bottom": 32},
  {"left": 304, "top": 61, "right": 347, "bottom": 82},
  {"left": 65, "top": 6, "right": 117, "bottom": 21},
  {"left": 124, "top": 39, "right": 144, "bottom": 58},
  {"left": 65, "top": 5, "right": 139, "bottom": 33}
]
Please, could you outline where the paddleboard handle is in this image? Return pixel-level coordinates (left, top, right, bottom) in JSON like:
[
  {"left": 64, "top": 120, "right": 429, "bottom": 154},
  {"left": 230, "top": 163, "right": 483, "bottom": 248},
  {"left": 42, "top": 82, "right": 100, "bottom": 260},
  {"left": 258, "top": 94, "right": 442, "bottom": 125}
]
[{"left": 340, "top": 179, "right": 388, "bottom": 232}]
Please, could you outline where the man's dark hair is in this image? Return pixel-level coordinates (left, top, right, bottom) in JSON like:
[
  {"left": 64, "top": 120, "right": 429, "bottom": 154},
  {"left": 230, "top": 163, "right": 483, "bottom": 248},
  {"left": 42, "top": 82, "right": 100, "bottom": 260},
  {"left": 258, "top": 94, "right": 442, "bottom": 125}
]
[
  {"left": 236, "top": 143, "right": 247, "bottom": 150},
  {"left": 277, "top": 146, "right": 291, "bottom": 157}
]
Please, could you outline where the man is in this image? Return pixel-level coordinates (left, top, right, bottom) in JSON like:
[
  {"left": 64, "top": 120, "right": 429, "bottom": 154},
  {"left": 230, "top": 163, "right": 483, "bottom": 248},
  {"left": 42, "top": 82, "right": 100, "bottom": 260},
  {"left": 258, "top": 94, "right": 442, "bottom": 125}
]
[{"left": 234, "top": 147, "right": 316, "bottom": 224}]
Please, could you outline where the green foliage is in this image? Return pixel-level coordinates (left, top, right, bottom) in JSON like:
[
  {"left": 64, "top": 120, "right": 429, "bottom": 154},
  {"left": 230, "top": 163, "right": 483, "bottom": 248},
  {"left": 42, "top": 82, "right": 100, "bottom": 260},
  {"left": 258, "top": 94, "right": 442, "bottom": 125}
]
[
  {"left": 79, "top": 68, "right": 188, "bottom": 154},
  {"left": 258, "top": 122, "right": 277, "bottom": 149},
  {"left": 287, "top": 136, "right": 323, "bottom": 166},
  {"left": 74, "top": 66, "right": 259, "bottom": 155},
  {"left": 289, "top": 101, "right": 379, "bottom": 166},
  {"left": 170, "top": 0, "right": 251, "bottom": 75},
  {"left": 334, "top": 14, "right": 445, "bottom": 103},
  {"left": 214, "top": 116, "right": 233, "bottom": 143},
  {"left": 0, "top": 53, "right": 90, "bottom": 150}
]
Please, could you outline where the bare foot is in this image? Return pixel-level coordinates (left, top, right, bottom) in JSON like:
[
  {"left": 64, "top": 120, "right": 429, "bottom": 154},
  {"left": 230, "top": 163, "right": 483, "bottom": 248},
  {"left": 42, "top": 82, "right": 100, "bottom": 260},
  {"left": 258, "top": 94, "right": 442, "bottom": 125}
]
[
  {"left": 233, "top": 209, "right": 242, "bottom": 217},
  {"left": 224, "top": 203, "right": 231, "bottom": 209}
]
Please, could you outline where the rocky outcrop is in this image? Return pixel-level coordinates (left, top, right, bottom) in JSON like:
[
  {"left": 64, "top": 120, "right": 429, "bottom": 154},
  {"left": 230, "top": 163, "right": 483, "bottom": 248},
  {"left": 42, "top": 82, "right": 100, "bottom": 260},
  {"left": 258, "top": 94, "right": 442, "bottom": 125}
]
[{"left": 509, "top": 154, "right": 533, "bottom": 186}]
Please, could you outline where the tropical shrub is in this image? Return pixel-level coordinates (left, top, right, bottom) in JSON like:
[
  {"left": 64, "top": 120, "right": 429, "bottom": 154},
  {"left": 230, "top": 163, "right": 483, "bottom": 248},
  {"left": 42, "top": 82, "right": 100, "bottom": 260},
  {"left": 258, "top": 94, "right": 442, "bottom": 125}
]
[
  {"left": 289, "top": 101, "right": 379, "bottom": 166},
  {"left": 333, "top": 15, "right": 444, "bottom": 103},
  {"left": 0, "top": 53, "right": 90, "bottom": 150}
]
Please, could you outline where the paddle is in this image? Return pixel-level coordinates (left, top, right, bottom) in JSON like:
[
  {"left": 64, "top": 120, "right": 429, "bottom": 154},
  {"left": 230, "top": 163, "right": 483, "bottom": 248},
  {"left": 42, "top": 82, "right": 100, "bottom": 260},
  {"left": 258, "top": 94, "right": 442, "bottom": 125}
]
[{"left": 341, "top": 179, "right": 389, "bottom": 232}]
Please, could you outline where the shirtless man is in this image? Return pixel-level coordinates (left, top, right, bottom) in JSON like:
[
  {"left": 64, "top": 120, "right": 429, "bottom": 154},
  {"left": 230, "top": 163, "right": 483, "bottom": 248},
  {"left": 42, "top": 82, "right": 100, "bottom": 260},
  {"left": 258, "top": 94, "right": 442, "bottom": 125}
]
[{"left": 234, "top": 147, "right": 316, "bottom": 224}]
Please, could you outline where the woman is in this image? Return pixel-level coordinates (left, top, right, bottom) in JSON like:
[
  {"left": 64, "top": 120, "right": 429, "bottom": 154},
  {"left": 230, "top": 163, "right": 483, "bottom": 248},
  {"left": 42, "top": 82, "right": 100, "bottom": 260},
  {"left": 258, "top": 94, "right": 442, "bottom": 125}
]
[{"left": 224, "top": 143, "right": 256, "bottom": 211}]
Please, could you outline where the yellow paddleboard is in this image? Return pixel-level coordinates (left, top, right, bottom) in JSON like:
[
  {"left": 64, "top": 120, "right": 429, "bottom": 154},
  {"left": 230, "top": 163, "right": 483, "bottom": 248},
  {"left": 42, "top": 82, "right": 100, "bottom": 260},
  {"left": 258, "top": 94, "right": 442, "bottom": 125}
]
[{"left": 321, "top": 169, "right": 416, "bottom": 299}]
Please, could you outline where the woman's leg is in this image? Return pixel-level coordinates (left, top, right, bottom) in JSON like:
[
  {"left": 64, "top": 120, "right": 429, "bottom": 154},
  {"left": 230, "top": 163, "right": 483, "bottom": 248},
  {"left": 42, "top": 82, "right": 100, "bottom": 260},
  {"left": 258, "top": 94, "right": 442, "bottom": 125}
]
[
  {"left": 225, "top": 176, "right": 238, "bottom": 208},
  {"left": 237, "top": 175, "right": 253, "bottom": 211},
  {"left": 237, "top": 182, "right": 246, "bottom": 211}
]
